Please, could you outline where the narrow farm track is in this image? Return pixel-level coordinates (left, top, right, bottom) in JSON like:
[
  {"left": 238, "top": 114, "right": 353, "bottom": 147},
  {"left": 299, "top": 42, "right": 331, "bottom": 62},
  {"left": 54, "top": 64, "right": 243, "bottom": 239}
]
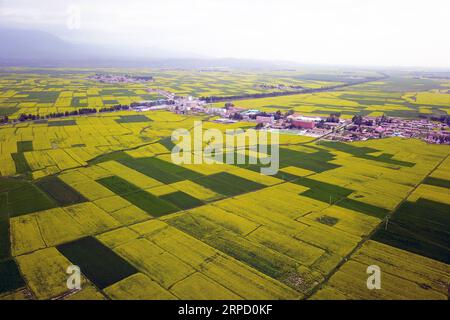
[{"left": 303, "top": 150, "right": 450, "bottom": 299}]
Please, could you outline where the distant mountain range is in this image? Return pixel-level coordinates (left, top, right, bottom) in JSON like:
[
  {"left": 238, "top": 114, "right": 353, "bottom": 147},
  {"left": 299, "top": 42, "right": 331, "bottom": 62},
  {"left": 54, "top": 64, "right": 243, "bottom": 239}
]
[
  {"left": 0, "top": 28, "right": 88, "bottom": 61},
  {"left": 0, "top": 28, "right": 294, "bottom": 69}
]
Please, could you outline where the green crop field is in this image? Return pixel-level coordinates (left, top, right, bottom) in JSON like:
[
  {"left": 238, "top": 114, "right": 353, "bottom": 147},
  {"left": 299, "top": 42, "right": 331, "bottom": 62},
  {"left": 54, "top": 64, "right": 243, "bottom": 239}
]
[
  {"left": 57, "top": 236, "right": 139, "bottom": 289},
  {"left": 0, "top": 67, "right": 449, "bottom": 301}
]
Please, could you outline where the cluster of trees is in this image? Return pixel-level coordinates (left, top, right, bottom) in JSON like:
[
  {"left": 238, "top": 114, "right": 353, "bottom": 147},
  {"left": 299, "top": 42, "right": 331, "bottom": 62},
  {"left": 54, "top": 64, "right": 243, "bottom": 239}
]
[
  {"left": 430, "top": 115, "right": 450, "bottom": 126},
  {"left": 315, "top": 113, "right": 341, "bottom": 129},
  {"left": 375, "top": 114, "right": 391, "bottom": 125},
  {"left": 0, "top": 115, "right": 9, "bottom": 124},
  {"left": 326, "top": 113, "right": 340, "bottom": 123},
  {"left": 130, "top": 99, "right": 174, "bottom": 107},
  {"left": 353, "top": 114, "right": 417, "bottom": 127},
  {"left": 285, "top": 109, "right": 295, "bottom": 117},
  {"left": 352, "top": 115, "right": 374, "bottom": 126},
  {"left": 257, "top": 109, "right": 290, "bottom": 120},
  {"left": 99, "top": 105, "right": 130, "bottom": 113},
  {"left": 274, "top": 110, "right": 283, "bottom": 120},
  {"left": 133, "top": 75, "right": 154, "bottom": 81},
  {"left": 230, "top": 112, "right": 243, "bottom": 120},
  {"left": 316, "top": 120, "right": 326, "bottom": 128},
  {"left": 1, "top": 99, "right": 180, "bottom": 125},
  {"left": 17, "top": 107, "right": 99, "bottom": 122},
  {"left": 255, "top": 122, "right": 264, "bottom": 129},
  {"left": 250, "top": 111, "right": 270, "bottom": 120},
  {"left": 3, "top": 103, "right": 144, "bottom": 124},
  {"left": 17, "top": 114, "right": 42, "bottom": 121}
]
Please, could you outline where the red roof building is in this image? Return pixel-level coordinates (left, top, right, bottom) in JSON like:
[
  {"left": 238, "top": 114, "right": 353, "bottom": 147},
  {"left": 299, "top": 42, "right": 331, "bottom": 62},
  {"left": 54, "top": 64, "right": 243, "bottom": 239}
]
[
  {"left": 292, "top": 120, "right": 315, "bottom": 129},
  {"left": 256, "top": 116, "right": 274, "bottom": 124}
]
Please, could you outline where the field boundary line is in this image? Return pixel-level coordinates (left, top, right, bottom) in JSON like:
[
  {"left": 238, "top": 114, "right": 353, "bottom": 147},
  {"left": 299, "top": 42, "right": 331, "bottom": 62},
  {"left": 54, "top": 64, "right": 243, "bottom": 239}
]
[{"left": 303, "top": 150, "right": 450, "bottom": 300}]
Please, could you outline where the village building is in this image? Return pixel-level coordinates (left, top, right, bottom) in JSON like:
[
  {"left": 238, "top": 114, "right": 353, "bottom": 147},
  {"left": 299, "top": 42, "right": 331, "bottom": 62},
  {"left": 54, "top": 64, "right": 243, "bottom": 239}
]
[
  {"left": 291, "top": 120, "right": 315, "bottom": 129},
  {"left": 256, "top": 115, "right": 275, "bottom": 124}
]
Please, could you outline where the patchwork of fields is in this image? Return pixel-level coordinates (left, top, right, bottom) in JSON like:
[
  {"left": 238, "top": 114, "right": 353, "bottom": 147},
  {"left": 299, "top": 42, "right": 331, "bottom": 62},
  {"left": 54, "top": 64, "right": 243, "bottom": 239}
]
[
  {"left": 212, "top": 82, "right": 450, "bottom": 119},
  {"left": 0, "top": 68, "right": 449, "bottom": 300},
  {"left": 0, "top": 107, "right": 448, "bottom": 299},
  {"left": 0, "top": 68, "right": 361, "bottom": 119},
  {"left": 3, "top": 68, "right": 449, "bottom": 121},
  {"left": 310, "top": 151, "right": 450, "bottom": 299}
]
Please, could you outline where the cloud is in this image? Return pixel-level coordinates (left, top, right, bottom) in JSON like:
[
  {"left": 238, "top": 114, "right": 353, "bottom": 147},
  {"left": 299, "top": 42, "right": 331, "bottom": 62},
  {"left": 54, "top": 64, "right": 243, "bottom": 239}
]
[{"left": 1, "top": 0, "right": 449, "bottom": 67}]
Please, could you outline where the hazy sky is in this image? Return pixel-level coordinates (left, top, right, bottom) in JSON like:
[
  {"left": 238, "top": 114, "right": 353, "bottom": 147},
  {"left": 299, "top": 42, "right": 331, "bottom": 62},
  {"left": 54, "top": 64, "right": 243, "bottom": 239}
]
[{"left": 1, "top": 0, "right": 450, "bottom": 67}]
